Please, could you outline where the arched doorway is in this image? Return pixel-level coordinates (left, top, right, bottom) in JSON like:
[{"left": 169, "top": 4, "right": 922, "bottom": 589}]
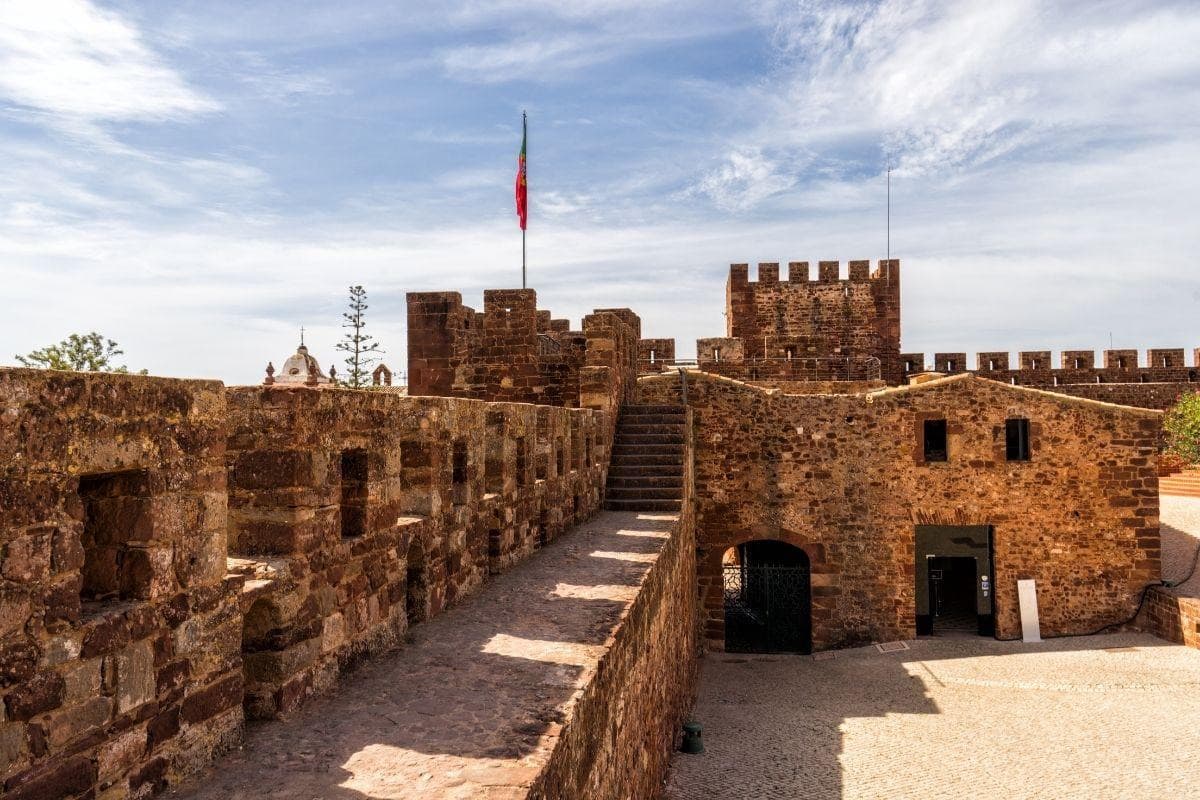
[{"left": 723, "top": 540, "right": 812, "bottom": 654}]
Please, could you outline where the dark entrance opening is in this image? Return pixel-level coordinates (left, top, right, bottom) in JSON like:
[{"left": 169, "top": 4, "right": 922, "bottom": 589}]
[
  {"left": 927, "top": 556, "right": 977, "bottom": 632},
  {"left": 915, "top": 525, "right": 994, "bottom": 637},
  {"left": 723, "top": 540, "right": 811, "bottom": 654}
]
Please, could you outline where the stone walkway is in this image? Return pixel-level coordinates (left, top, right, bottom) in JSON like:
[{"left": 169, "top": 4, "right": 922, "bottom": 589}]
[
  {"left": 169, "top": 511, "right": 674, "bottom": 800},
  {"left": 667, "top": 633, "right": 1200, "bottom": 799}
]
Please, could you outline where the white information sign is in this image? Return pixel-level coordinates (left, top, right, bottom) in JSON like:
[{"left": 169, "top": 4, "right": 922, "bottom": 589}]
[{"left": 1017, "top": 579, "right": 1042, "bottom": 643}]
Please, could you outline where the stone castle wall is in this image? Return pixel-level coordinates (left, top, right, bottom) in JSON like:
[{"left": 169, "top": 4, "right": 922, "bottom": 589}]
[
  {"left": 901, "top": 349, "right": 1199, "bottom": 410},
  {"left": 532, "top": 416, "right": 697, "bottom": 799},
  {"left": 0, "top": 367, "right": 619, "bottom": 799},
  {"left": 639, "top": 371, "right": 1161, "bottom": 650},
  {"left": 0, "top": 369, "right": 241, "bottom": 800},
  {"left": 225, "top": 387, "right": 606, "bottom": 719},
  {"left": 704, "top": 260, "right": 901, "bottom": 384},
  {"left": 406, "top": 288, "right": 640, "bottom": 412}
]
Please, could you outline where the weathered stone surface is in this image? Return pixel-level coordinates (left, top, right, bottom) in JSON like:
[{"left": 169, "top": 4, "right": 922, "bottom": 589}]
[
  {"left": 641, "top": 371, "right": 1162, "bottom": 648},
  {"left": 171, "top": 510, "right": 695, "bottom": 800}
]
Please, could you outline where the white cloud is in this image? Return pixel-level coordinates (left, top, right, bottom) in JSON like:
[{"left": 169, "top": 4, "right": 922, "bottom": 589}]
[
  {"left": 696, "top": 147, "right": 799, "bottom": 212},
  {"left": 0, "top": 0, "right": 217, "bottom": 122}
]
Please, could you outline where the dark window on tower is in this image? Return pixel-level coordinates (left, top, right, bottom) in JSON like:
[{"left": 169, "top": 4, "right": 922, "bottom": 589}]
[
  {"left": 946, "top": 359, "right": 957, "bottom": 372},
  {"left": 1117, "top": 356, "right": 1126, "bottom": 369},
  {"left": 904, "top": 360, "right": 914, "bottom": 373},
  {"left": 713, "top": 347, "right": 721, "bottom": 362},
  {"left": 923, "top": 419, "right": 948, "bottom": 462},
  {"left": 451, "top": 441, "right": 468, "bottom": 505},
  {"left": 1005, "top": 418, "right": 1031, "bottom": 462},
  {"left": 341, "top": 449, "right": 368, "bottom": 537}
]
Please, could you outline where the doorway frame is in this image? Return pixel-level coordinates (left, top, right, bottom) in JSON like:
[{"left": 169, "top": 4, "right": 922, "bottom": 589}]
[{"left": 914, "top": 525, "right": 995, "bottom": 637}]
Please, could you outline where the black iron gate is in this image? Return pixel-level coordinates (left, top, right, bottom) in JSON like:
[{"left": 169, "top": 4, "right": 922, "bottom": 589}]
[{"left": 723, "top": 563, "right": 811, "bottom": 654}]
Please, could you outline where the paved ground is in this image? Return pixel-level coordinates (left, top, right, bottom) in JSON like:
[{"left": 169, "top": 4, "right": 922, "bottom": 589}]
[
  {"left": 668, "top": 496, "right": 1200, "bottom": 800},
  {"left": 666, "top": 633, "right": 1200, "bottom": 800},
  {"left": 1162, "top": 495, "right": 1200, "bottom": 595},
  {"left": 169, "top": 511, "right": 674, "bottom": 800}
]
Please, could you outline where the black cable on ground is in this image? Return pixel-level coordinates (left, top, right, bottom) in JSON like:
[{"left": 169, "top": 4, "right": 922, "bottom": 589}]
[{"left": 1039, "top": 537, "right": 1200, "bottom": 640}]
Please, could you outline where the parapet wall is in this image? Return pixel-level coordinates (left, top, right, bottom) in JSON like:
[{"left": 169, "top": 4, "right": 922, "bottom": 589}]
[
  {"left": 0, "top": 368, "right": 614, "bottom": 799},
  {"left": 406, "top": 288, "right": 641, "bottom": 413},
  {"left": 226, "top": 387, "right": 607, "bottom": 719},
  {"left": 901, "top": 349, "right": 1199, "bottom": 409},
  {"left": 721, "top": 260, "right": 902, "bottom": 384},
  {"left": 0, "top": 369, "right": 240, "bottom": 800},
  {"left": 532, "top": 429, "right": 697, "bottom": 799}
]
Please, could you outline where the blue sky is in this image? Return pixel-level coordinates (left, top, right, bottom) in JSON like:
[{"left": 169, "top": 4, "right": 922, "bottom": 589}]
[{"left": 1, "top": 0, "right": 1197, "bottom": 384}]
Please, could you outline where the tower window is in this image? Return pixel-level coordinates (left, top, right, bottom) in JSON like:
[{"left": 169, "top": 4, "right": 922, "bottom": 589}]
[
  {"left": 1005, "top": 419, "right": 1031, "bottom": 461},
  {"left": 713, "top": 347, "right": 721, "bottom": 362},
  {"left": 340, "top": 449, "right": 369, "bottom": 538},
  {"left": 923, "top": 420, "right": 948, "bottom": 463}
]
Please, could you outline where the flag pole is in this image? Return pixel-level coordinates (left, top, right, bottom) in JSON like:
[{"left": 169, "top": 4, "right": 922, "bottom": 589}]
[{"left": 522, "top": 110, "right": 527, "bottom": 289}]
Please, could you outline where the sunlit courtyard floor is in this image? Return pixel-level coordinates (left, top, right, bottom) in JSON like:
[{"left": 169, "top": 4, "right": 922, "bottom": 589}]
[{"left": 667, "top": 494, "right": 1200, "bottom": 800}]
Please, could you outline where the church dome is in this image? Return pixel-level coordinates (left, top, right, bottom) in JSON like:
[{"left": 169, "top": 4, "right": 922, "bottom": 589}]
[{"left": 273, "top": 342, "right": 330, "bottom": 385}]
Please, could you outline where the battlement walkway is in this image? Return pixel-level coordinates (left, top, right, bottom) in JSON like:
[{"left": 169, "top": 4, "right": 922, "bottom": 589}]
[{"left": 171, "top": 510, "right": 679, "bottom": 800}]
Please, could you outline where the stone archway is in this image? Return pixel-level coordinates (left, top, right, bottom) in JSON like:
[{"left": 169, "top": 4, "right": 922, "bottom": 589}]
[{"left": 722, "top": 540, "right": 812, "bottom": 654}]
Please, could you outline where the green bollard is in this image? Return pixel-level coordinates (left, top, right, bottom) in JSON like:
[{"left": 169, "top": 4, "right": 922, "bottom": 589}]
[{"left": 681, "top": 721, "right": 704, "bottom": 754}]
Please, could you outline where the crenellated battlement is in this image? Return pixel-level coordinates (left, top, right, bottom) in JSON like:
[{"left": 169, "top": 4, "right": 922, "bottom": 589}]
[
  {"left": 724, "top": 258, "right": 902, "bottom": 383},
  {"left": 407, "top": 287, "right": 642, "bottom": 418},
  {"left": 729, "top": 259, "right": 900, "bottom": 287},
  {"left": 898, "top": 348, "right": 1199, "bottom": 407}
]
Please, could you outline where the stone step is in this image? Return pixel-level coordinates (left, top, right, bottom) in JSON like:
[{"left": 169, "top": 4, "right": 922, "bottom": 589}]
[
  {"left": 614, "top": 433, "right": 684, "bottom": 445},
  {"left": 607, "top": 464, "right": 682, "bottom": 477},
  {"left": 603, "top": 498, "right": 683, "bottom": 512},
  {"left": 621, "top": 404, "right": 685, "bottom": 415},
  {"left": 618, "top": 414, "right": 686, "bottom": 425},
  {"left": 612, "top": 443, "right": 684, "bottom": 456},
  {"left": 608, "top": 454, "right": 684, "bottom": 466},
  {"left": 607, "top": 476, "right": 683, "bottom": 489},
  {"left": 617, "top": 423, "right": 685, "bottom": 435},
  {"left": 605, "top": 487, "right": 683, "bottom": 500}
]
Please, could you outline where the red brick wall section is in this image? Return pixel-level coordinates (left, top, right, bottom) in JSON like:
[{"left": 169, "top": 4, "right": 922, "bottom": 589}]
[
  {"left": 225, "top": 386, "right": 609, "bottom": 719},
  {"left": 717, "top": 260, "right": 902, "bottom": 384},
  {"left": 1138, "top": 587, "right": 1200, "bottom": 649},
  {"left": 0, "top": 368, "right": 240, "bottom": 800},
  {"left": 407, "top": 289, "right": 641, "bottom": 409},
  {"left": 638, "top": 338, "right": 676, "bottom": 374},
  {"left": 639, "top": 371, "right": 1161, "bottom": 650}
]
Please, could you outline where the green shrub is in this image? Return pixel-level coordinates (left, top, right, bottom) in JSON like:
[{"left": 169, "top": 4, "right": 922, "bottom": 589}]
[{"left": 1164, "top": 391, "right": 1200, "bottom": 466}]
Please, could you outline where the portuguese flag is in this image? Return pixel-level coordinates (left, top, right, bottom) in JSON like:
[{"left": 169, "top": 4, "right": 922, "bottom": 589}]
[{"left": 515, "top": 112, "right": 528, "bottom": 230}]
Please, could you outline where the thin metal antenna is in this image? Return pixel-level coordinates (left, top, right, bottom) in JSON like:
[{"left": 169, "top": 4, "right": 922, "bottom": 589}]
[{"left": 886, "top": 161, "right": 891, "bottom": 264}]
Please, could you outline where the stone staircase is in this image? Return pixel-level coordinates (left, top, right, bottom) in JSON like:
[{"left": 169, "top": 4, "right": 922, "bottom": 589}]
[
  {"left": 1161, "top": 468, "right": 1200, "bottom": 499},
  {"left": 604, "top": 404, "right": 686, "bottom": 512}
]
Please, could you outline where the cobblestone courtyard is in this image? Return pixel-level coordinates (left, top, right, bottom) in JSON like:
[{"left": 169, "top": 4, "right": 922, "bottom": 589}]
[
  {"left": 666, "top": 633, "right": 1200, "bottom": 800},
  {"left": 668, "top": 497, "right": 1200, "bottom": 800}
]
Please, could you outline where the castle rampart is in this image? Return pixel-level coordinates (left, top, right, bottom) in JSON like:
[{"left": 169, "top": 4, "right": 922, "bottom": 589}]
[
  {"left": 406, "top": 289, "right": 641, "bottom": 414},
  {"left": 0, "top": 366, "right": 625, "bottom": 799},
  {"left": 710, "top": 260, "right": 901, "bottom": 383},
  {"left": 900, "top": 349, "right": 1199, "bottom": 409}
]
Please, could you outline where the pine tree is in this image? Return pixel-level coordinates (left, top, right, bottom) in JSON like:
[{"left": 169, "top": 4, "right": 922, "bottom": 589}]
[{"left": 335, "top": 285, "right": 384, "bottom": 388}]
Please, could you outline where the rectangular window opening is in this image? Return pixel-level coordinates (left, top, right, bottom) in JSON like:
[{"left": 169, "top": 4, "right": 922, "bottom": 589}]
[
  {"left": 923, "top": 419, "right": 948, "bottom": 463},
  {"left": 451, "top": 440, "right": 469, "bottom": 505},
  {"left": 341, "top": 449, "right": 369, "bottom": 538},
  {"left": 515, "top": 437, "right": 527, "bottom": 487},
  {"left": 79, "top": 469, "right": 153, "bottom": 604},
  {"left": 1005, "top": 418, "right": 1031, "bottom": 462}
]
